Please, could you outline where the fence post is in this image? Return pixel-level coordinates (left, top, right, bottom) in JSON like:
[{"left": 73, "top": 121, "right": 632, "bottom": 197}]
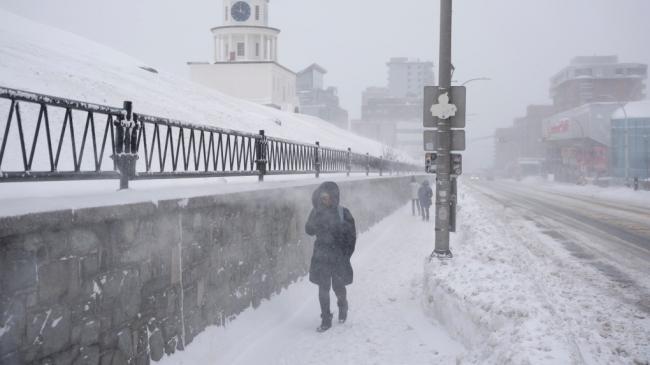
[
  {"left": 379, "top": 156, "right": 383, "bottom": 176},
  {"left": 365, "top": 153, "right": 370, "bottom": 176},
  {"left": 112, "top": 101, "right": 138, "bottom": 190},
  {"left": 315, "top": 141, "right": 321, "bottom": 178},
  {"left": 346, "top": 148, "right": 352, "bottom": 177},
  {"left": 255, "top": 129, "right": 267, "bottom": 182}
]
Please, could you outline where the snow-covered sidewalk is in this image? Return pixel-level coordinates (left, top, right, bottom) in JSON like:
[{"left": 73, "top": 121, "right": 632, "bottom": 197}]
[{"left": 157, "top": 204, "right": 465, "bottom": 365}]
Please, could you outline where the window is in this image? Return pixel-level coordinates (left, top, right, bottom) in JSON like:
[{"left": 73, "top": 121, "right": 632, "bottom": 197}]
[
  {"left": 225, "top": 7, "right": 228, "bottom": 21},
  {"left": 616, "top": 68, "right": 625, "bottom": 75},
  {"left": 255, "top": 6, "right": 260, "bottom": 20},
  {"left": 575, "top": 68, "right": 593, "bottom": 77},
  {"left": 237, "top": 42, "right": 245, "bottom": 57},
  {"left": 255, "top": 43, "right": 260, "bottom": 57},
  {"left": 628, "top": 67, "right": 646, "bottom": 76}
]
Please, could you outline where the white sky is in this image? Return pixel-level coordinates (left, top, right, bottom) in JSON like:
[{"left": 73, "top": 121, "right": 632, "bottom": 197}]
[{"left": 2, "top": 0, "right": 649, "bottom": 170}]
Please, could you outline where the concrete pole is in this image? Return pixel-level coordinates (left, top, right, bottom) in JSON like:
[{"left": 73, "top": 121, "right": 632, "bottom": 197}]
[
  {"left": 643, "top": 134, "right": 650, "bottom": 179},
  {"left": 624, "top": 111, "right": 629, "bottom": 180},
  {"left": 433, "top": 0, "right": 453, "bottom": 258},
  {"left": 615, "top": 100, "right": 631, "bottom": 181}
]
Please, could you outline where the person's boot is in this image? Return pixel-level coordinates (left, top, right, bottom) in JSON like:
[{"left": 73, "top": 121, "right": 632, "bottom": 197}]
[
  {"left": 316, "top": 312, "right": 333, "bottom": 332},
  {"left": 338, "top": 300, "right": 348, "bottom": 323}
]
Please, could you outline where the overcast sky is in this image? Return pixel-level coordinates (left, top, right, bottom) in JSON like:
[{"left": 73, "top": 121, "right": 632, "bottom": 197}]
[{"left": 2, "top": 0, "right": 649, "bottom": 169}]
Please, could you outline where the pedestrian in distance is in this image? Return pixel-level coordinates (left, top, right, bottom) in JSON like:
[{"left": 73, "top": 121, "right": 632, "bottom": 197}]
[
  {"left": 418, "top": 180, "right": 433, "bottom": 222},
  {"left": 305, "top": 181, "right": 357, "bottom": 333},
  {"left": 409, "top": 176, "right": 421, "bottom": 216}
]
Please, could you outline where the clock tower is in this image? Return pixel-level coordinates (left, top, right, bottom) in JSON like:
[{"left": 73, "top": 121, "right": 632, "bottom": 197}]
[
  {"left": 188, "top": 0, "right": 298, "bottom": 112},
  {"left": 216, "top": 0, "right": 279, "bottom": 62}
]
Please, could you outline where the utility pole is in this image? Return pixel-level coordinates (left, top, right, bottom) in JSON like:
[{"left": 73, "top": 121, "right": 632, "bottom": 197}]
[
  {"left": 643, "top": 134, "right": 650, "bottom": 181},
  {"left": 434, "top": 0, "right": 454, "bottom": 258}
]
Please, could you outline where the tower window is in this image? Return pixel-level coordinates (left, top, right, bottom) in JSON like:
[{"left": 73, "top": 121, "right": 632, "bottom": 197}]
[
  {"left": 255, "top": 6, "right": 260, "bottom": 20},
  {"left": 225, "top": 7, "right": 228, "bottom": 21},
  {"left": 237, "top": 42, "right": 245, "bottom": 57},
  {"left": 256, "top": 43, "right": 260, "bottom": 57}
]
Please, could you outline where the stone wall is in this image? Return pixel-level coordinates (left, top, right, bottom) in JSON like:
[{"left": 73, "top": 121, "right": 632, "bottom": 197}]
[{"left": 0, "top": 176, "right": 414, "bottom": 364}]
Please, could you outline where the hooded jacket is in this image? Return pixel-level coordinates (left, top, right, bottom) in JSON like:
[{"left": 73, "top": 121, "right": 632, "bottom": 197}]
[
  {"left": 418, "top": 181, "right": 433, "bottom": 207},
  {"left": 305, "top": 182, "right": 357, "bottom": 286}
]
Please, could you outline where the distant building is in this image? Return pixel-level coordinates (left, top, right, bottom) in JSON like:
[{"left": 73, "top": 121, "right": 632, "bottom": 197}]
[
  {"left": 360, "top": 87, "right": 421, "bottom": 122},
  {"left": 542, "top": 56, "right": 648, "bottom": 181},
  {"left": 542, "top": 103, "right": 618, "bottom": 180},
  {"left": 387, "top": 58, "right": 435, "bottom": 98},
  {"left": 494, "top": 127, "right": 518, "bottom": 175},
  {"left": 187, "top": 0, "right": 299, "bottom": 112},
  {"left": 516, "top": 105, "right": 557, "bottom": 160},
  {"left": 494, "top": 105, "right": 557, "bottom": 177},
  {"left": 297, "top": 64, "right": 349, "bottom": 129},
  {"left": 610, "top": 100, "right": 650, "bottom": 179},
  {"left": 352, "top": 58, "right": 435, "bottom": 159},
  {"left": 550, "top": 56, "right": 647, "bottom": 112}
]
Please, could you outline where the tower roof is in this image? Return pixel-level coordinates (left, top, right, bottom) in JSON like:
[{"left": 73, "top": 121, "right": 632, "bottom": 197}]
[{"left": 299, "top": 63, "right": 328, "bottom": 75}]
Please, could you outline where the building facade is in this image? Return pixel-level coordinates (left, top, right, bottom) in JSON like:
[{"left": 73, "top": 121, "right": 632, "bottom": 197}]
[
  {"left": 352, "top": 59, "right": 435, "bottom": 159},
  {"left": 296, "top": 64, "right": 349, "bottom": 129},
  {"left": 387, "top": 58, "right": 435, "bottom": 98},
  {"left": 543, "top": 56, "right": 647, "bottom": 181},
  {"left": 542, "top": 103, "right": 619, "bottom": 180},
  {"left": 188, "top": 0, "right": 298, "bottom": 112},
  {"left": 610, "top": 101, "right": 650, "bottom": 179},
  {"left": 494, "top": 127, "right": 518, "bottom": 175},
  {"left": 550, "top": 56, "right": 647, "bottom": 112}
]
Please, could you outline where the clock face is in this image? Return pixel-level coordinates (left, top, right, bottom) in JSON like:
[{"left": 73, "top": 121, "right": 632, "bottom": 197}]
[{"left": 231, "top": 1, "right": 251, "bottom": 22}]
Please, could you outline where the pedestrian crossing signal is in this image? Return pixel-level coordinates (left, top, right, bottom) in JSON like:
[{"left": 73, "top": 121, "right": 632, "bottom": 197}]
[
  {"left": 451, "top": 153, "right": 462, "bottom": 176},
  {"left": 425, "top": 153, "right": 437, "bottom": 174}
]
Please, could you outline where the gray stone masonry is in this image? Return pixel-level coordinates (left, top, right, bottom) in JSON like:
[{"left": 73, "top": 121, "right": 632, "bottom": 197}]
[{"left": 0, "top": 176, "right": 415, "bottom": 364}]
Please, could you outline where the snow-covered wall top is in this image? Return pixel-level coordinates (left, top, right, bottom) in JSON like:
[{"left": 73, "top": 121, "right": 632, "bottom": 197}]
[{"left": 0, "top": 9, "right": 412, "bottom": 162}]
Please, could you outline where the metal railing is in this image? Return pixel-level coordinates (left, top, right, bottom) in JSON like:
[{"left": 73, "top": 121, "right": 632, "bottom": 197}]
[{"left": 0, "top": 86, "right": 419, "bottom": 189}]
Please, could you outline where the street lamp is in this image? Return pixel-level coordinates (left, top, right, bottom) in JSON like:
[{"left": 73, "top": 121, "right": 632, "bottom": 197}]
[
  {"left": 642, "top": 134, "right": 650, "bottom": 179},
  {"left": 452, "top": 77, "right": 492, "bottom": 87},
  {"left": 461, "top": 77, "right": 492, "bottom": 86}
]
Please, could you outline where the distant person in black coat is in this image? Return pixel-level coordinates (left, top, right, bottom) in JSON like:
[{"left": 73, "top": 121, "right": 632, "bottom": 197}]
[
  {"left": 418, "top": 180, "right": 433, "bottom": 222},
  {"left": 305, "top": 181, "right": 357, "bottom": 332}
]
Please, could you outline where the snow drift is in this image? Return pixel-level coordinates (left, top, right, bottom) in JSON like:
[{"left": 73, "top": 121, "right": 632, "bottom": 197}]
[
  {"left": 0, "top": 9, "right": 407, "bottom": 161},
  {"left": 424, "top": 186, "right": 650, "bottom": 364}
]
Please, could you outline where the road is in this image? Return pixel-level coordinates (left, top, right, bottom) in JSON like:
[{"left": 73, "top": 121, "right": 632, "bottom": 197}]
[{"left": 466, "top": 179, "right": 650, "bottom": 314}]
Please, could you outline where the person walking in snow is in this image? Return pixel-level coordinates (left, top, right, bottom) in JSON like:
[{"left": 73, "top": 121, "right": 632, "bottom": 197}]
[
  {"left": 305, "top": 181, "right": 357, "bottom": 332},
  {"left": 418, "top": 180, "right": 433, "bottom": 222},
  {"left": 409, "top": 176, "right": 421, "bottom": 216}
]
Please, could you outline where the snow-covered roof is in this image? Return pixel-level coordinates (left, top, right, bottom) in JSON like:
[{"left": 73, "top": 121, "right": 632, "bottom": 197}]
[
  {"left": 611, "top": 100, "right": 650, "bottom": 120},
  {"left": 0, "top": 9, "right": 414, "bottom": 163}
]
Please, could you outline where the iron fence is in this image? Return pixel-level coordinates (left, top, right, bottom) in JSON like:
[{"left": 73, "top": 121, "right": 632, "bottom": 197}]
[{"left": 0, "top": 86, "right": 419, "bottom": 189}]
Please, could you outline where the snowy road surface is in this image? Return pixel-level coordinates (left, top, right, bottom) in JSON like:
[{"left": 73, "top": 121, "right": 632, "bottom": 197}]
[
  {"left": 157, "top": 204, "right": 465, "bottom": 365},
  {"left": 467, "top": 179, "right": 650, "bottom": 314},
  {"left": 425, "top": 182, "right": 649, "bottom": 364}
]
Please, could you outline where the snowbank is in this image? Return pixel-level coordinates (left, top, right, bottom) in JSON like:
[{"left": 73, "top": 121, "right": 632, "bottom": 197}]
[
  {"left": 519, "top": 177, "right": 650, "bottom": 209},
  {"left": 0, "top": 9, "right": 411, "bottom": 162},
  {"left": 423, "top": 188, "right": 650, "bottom": 364}
]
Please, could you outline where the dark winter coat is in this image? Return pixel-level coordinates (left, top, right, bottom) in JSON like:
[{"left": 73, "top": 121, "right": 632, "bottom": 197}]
[
  {"left": 418, "top": 183, "right": 433, "bottom": 207},
  {"left": 305, "top": 182, "right": 357, "bottom": 286}
]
